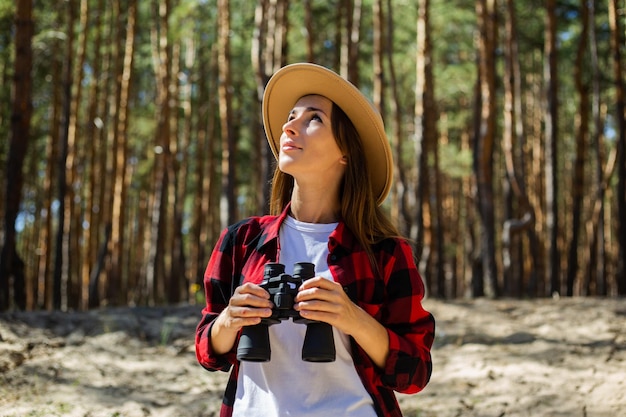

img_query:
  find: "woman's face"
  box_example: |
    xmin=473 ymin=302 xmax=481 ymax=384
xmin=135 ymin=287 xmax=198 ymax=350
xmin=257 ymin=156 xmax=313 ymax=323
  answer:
xmin=278 ymin=94 xmax=346 ymax=183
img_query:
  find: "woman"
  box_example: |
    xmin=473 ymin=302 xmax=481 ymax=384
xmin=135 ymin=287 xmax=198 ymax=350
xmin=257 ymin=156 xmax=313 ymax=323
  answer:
xmin=196 ymin=63 xmax=435 ymax=417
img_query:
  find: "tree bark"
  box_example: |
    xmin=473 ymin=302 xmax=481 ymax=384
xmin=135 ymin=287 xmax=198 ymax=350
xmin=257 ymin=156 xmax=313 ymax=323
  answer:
xmin=372 ymin=0 xmax=384 ymax=114
xmin=0 ymin=0 xmax=33 ymax=311
xmin=53 ymin=0 xmax=77 ymax=310
xmin=340 ymin=0 xmax=361 ymax=85
xmin=565 ymin=0 xmax=589 ymax=296
xmin=218 ymin=0 xmax=236 ymax=229
xmin=252 ymin=0 xmax=268 ymax=213
xmin=415 ymin=0 xmax=443 ymax=297
xmin=110 ymin=0 xmax=136 ymax=304
xmin=62 ymin=0 xmax=90 ymax=310
xmin=146 ymin=0 xmax=173 ymax=305
xmin=609 ymin=0 xmax=626 ymax=294
xmin=412 ymin=0 xmax=430 ymax=269
xmin=167 ymin=41 xmax=184 ymax=303
xmin=190 ymin=41 xmax=217 ymax=298
xmin=473 ymin=0 xmax=498 ymax=298
xmin=385 ymin=0 xmax=409 ymax=235
xmin=89 ymin=0 xmax=113 ymax=308
xmin=544 ymin=0 xmax=560 ymax=296
xmin=81 ymin=0 xmax=105 ymax=309
xmin=501 ymin=0 xmax=540 ymax=297
xmin=585 ymin=0 xmax=605 ymax=295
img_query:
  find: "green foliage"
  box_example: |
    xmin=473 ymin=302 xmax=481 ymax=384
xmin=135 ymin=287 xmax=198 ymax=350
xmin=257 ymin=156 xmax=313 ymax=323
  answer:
xmin=431 ymin=0 xmax=476 ymax=142
xmin=0 ymin=0 xmax=14 ymax=53
xmin=439 ymin=142 xmax=473 ymax=179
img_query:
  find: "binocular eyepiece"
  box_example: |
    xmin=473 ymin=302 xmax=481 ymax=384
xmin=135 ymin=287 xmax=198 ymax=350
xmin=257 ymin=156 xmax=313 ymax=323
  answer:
xmin=236 ymin=262 xmax=336 ymax=363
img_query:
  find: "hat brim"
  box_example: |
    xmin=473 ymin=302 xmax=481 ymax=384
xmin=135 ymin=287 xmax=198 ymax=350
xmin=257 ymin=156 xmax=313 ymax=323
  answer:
xmin=262 ymin=63 xmax=393 ymax=206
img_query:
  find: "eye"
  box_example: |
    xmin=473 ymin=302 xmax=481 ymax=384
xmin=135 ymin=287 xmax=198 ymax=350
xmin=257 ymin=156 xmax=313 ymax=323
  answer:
xmin=310 ymin=113 xmax=322 ymax=122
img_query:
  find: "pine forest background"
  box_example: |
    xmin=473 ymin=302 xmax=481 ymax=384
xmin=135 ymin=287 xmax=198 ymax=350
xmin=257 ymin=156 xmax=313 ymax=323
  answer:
xmin=1 ymin=0 xmax=625 ymax=312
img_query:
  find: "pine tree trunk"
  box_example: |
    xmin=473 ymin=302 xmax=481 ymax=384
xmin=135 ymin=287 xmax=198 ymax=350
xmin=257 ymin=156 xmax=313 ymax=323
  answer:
xmin=146 ymin=0 xmax=173 ymax=305
xmin=218 ymin=0 xmax=236 ymax=229
xmin=384 ymin=0 xmax=409 ymax=236
xmin=473 ymin=0 xmax=498 ymax=298
xmin=566 ymin=0 xmax=589 ymax=296
xmin=0 ymin=0 xmax=33 ymax=311
xmin=609 ymin=0 xmax=626 ymax=294
xmin=110 ymin=0 xmax=136 ymax=305
xmin=412 ymin=0 xmax=429 ymax=270
xmin=81 ymin=0 xmax=105 ymax=309
xmin=544 ymin=0 xmax=560 ymax=296
xmin=53 ymin=0 xmax=77 ymax=310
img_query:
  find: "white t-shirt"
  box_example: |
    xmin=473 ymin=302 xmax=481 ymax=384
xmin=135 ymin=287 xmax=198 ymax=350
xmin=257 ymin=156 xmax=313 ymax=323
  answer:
xmin=232 ymin=216 xmax=376 ymax=417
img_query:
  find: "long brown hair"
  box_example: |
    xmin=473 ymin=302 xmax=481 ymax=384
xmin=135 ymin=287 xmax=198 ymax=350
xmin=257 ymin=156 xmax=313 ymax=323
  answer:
xmin=269 ymin=100 xmax=400 ymax=260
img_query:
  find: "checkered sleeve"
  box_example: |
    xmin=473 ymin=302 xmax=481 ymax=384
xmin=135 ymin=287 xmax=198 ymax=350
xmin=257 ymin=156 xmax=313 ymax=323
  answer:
xmin=195 ymin=225 xmax=239 ymax=372
xmin=364 ymin=238 xmax=435 ymax=394
xmin=382 ymin=238 xmax=434 ymax=392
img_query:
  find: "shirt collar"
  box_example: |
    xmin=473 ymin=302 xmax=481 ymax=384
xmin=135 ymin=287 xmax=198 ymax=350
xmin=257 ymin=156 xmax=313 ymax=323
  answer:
xmin=256 ymin=202 xmax=358 ymax=253
xmin=255 ymin=203 xmax=292 ymax=253
xmin=329 ymin=221 xmax=355 ymax=250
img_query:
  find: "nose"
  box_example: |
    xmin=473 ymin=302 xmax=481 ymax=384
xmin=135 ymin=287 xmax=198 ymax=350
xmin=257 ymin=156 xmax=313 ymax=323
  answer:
xmin=282 ymin=116 xmax=299 ymax=136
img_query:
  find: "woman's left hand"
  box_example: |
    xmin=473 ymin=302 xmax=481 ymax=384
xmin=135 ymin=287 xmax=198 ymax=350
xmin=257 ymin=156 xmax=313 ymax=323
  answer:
xmin=294 ymin=277 xmax=390 ymax=368
xmin=294 ymin=277 xmax=360 ymax=335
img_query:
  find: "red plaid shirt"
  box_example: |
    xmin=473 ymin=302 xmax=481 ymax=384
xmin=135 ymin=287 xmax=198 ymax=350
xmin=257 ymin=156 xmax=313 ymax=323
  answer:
xmin=195 ymin=206 xmax=435 ymax=417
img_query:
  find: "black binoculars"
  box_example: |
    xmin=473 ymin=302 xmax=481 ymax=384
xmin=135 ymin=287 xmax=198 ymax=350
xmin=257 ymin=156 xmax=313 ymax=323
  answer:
xmin=236 ymin=262 xmax=336 ymax=363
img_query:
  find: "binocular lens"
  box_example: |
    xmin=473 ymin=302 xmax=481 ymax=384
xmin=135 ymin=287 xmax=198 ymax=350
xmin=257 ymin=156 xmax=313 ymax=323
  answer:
xmin=302 ymin=322 xmax=336 ymax=362
xmin=237 ymin=324 xmax=271 ymax=362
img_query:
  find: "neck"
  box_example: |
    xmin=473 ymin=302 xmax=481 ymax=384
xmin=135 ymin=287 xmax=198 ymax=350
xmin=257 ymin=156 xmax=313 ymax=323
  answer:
xmin=289 ymin=182 xmax=341 ymax=224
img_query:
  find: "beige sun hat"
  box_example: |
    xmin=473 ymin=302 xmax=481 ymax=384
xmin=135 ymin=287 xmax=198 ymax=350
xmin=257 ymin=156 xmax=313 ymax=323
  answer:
xmin=262 ymin=62 xmax=393 ymax=206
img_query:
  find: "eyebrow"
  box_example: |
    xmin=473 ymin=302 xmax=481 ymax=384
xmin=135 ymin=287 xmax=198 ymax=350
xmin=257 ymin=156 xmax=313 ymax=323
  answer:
xmin=289 ymin=106 xmax=328 ymax=117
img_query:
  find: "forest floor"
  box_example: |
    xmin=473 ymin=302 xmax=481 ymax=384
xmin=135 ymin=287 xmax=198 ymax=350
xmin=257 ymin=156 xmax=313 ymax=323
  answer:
xmin=1 ymin=297 xmax=625 ymax=417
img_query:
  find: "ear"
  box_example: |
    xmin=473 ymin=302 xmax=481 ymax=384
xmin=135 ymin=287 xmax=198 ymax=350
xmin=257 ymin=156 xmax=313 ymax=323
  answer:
xmin=340 ymin=155 xmax=348 ymax=165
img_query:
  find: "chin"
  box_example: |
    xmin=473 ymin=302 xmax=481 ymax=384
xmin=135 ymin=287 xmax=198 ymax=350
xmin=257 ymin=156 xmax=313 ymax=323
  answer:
xmin=278 ymin=159 xmax=296 ymax=174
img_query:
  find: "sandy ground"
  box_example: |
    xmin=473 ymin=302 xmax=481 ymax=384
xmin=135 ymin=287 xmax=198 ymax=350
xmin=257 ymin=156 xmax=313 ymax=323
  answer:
xmin=1 ymin=297 xmax=625 ymax=417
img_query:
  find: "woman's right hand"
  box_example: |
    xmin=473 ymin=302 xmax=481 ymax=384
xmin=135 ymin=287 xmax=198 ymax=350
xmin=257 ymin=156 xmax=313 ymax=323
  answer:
xmin=210 ymin=283 xmax=273 ymax=354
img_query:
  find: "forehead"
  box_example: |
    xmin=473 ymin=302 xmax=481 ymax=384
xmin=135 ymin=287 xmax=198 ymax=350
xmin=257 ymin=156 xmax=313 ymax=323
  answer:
xmin=292 ymin=94 xmax=333 ymax=112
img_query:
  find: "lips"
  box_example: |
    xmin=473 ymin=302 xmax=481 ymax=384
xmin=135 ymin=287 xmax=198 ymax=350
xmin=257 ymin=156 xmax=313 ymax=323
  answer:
xmin=281 ymin=139 xmax=301 ymax=151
